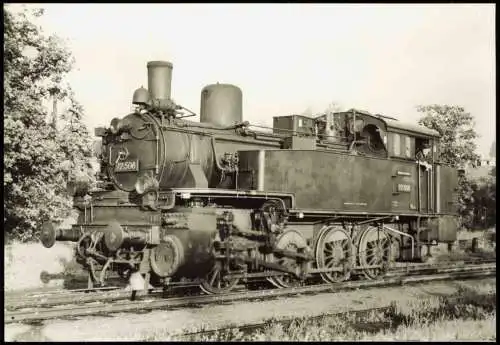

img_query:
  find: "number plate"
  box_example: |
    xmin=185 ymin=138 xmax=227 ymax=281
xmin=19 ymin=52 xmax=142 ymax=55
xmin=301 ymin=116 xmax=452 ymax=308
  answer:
xmin=115 ymin=160 xmax=138 ymax=172
xmin=397 ymin=183 xmax=412 ymax=193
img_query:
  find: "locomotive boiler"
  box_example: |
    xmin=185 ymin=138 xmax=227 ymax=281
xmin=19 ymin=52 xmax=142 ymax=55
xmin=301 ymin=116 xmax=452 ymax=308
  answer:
xmin=41 ymin=60 xmax=460 ymax=294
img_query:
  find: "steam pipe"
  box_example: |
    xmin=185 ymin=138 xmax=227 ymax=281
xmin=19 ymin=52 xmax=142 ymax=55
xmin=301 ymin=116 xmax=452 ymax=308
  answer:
xmin=417 ymin=162 xmax=421 ymax=212
xmin=427 ymin=169 xmax=431 ymax=213
xmin=435 ymin=165 xmax=441 ymax=213
xmin=174 ymin=119 xmax=249 ymax=130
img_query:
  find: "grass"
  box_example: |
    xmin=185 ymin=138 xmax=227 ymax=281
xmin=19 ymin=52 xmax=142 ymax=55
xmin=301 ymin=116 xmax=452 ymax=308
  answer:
xmin=146 ymin=282 xmax=496 ymax=341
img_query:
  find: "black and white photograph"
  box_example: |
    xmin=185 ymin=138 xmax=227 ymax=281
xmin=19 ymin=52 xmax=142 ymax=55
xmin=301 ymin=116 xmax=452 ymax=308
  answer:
xmin=4 ymin=3 xmax=496 ymax=341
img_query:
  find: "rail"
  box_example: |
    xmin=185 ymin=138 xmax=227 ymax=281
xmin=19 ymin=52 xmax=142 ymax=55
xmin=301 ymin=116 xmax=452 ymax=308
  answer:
xmin=4 ymin=262 xmax=495 ymax=324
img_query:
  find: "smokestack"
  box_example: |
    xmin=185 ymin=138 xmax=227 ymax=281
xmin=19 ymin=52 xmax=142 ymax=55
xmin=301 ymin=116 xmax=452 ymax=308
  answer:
xmin=147 ymin=61 xmax=173 ymax=101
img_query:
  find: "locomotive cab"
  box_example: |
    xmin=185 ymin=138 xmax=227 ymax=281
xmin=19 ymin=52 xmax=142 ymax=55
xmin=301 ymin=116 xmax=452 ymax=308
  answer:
xmin=314 ymin=109 xmax=389 ymax=157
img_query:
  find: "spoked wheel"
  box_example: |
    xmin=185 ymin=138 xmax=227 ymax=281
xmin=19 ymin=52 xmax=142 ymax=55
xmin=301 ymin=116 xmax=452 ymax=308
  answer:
xmin=357 ymin=226 xmax=393 ymax=280
xmin=200 ymin=261 xmax=240 ymax=295
xmin=315 ymin=227 xmax=354 ymax=283
xmin=267 ymin=243 xmax=303 ymax=288
xmin=266 ymin=230 xmax=308 ymax=288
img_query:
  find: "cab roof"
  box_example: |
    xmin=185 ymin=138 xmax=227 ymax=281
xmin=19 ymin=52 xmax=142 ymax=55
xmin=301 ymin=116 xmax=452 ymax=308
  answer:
xmin=346 ymin=108 xmax=440 ymax=139
xmin=381 ymin=117 xmax=440 ymax=138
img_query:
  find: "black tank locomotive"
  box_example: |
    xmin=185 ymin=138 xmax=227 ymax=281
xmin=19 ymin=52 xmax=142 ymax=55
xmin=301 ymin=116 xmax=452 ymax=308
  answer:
xmin=41 ymin=60 xmax=460 ymax=293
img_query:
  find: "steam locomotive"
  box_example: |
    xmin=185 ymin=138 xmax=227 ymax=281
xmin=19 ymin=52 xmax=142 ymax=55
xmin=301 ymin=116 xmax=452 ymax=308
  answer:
xmin=41 ymin=60 xmax=459 ymax=294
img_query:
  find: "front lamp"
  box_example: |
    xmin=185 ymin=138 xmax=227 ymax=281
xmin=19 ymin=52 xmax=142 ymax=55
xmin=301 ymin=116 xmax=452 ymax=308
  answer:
xmin=110 ymin=118 xmax=121 ymax=135
xmin=110 ymin=118 xmax=131 ymax=136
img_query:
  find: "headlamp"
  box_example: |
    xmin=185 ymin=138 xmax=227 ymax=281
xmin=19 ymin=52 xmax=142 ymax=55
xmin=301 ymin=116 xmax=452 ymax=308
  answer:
xmin=110 ymin=118 xmax=121 ymax=135
xmin=110 ymin=118 xmax=131 ymax=136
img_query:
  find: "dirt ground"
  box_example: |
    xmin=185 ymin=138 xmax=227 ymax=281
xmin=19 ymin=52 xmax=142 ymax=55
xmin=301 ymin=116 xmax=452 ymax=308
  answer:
xmin=4 ymin=277 xmax=495 ymax=342
xmin=4 ymin=242 xmax=76 ymax=292
xmin=4 ymin=213 xmax=79 ymax=292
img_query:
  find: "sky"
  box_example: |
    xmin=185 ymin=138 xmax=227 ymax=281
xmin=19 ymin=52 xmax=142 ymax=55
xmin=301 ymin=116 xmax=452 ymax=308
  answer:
xmin=12 ymin=3 xmax=496 ymax=157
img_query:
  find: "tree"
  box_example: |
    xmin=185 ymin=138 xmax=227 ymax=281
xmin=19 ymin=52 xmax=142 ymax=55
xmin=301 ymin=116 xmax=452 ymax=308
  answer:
xmin=4 ymin=5 xmax=95 ymax=242
xmin=489 ymin=140 xmax=496 ymax=159
xmin=416 ymin=105 xmax=483 ymax=229
xmin=301 ymin=106 xmax=313 ymax=117
xmin=416 ymin=105 xmax=481 ymax=168
xmin=471 ymin=172 xmax=496 ymax=229
xmin=416 ymin=105 xmax=480 ymax=168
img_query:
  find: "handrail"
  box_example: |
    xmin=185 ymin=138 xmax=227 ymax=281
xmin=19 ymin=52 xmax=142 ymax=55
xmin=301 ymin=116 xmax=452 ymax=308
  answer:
xmin=382 ymin=225 xmax=415 ymax=259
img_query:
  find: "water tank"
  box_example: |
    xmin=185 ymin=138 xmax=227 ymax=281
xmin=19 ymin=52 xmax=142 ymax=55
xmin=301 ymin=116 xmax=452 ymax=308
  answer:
xmin=147 ymin=61 xmax=173 ymax=101
xmin=200 ymin=83 xmax=242 ymax=127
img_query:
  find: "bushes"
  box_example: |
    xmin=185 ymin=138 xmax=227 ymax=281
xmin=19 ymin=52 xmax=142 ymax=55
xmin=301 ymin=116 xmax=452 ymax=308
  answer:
xmin=416 ymin=105 xmax=495 ymax=231
xmin=4 ymin=6 xmax=95 ymax=243
xmin=459 ymin=168 xmax=496 ymax=230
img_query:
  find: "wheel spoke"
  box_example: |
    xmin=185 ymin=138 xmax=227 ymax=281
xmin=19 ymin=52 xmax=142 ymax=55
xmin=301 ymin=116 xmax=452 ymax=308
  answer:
xmin=316 ymin=228 xmax=353 ymax=284
xmin=358 ymin=228 xmax=392 ymax=280
xmin=201 ymin=264 xmax=239 ymax=295
xmin=209 ymin=268 xmax=219 ymax=286
xmin=324 ymin=243 xmax=334 ymax=254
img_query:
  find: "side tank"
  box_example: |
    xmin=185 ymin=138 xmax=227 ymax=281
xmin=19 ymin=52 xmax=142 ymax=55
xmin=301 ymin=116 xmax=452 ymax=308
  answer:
xmin=200 ymin=83 xmax=243 ymax=127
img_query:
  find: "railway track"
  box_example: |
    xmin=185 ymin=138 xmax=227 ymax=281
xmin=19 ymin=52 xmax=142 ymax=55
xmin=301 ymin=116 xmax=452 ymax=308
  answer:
xmin=4 ymin=258 xmax=494 ymax=308
xmin=4 ymin=261 xmax=495 ymax=324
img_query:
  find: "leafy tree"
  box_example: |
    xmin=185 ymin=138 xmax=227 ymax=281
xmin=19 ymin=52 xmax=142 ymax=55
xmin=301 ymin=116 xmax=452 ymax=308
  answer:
xmin=416 ymin=105 xmax=480 ymax=168
xmin=4 ymin=5 xmax=95 ymax=242
xmin=301 ymin=106 xmax=313 ymax=117
xmin=471 ymin=171 xmax=496 ymax=229
xmin=456 ymin=175 xmax=476 ymax=228
xmin=416 ymin=105 xmax=484 ymax=229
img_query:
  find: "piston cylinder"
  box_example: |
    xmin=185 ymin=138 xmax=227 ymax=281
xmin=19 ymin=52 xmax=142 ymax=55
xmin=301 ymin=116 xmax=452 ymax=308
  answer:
xmin=200 ymin=83 xmax=243 ymax=127
xmin=40 ymin=222 xmax=81 ymax=248
xmin=147 ymin=61 xmax=173 ymax=101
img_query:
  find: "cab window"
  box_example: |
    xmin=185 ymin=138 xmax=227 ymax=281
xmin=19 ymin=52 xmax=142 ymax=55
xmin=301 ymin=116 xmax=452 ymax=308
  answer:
xmin=393 ymin=133 xmax=401 ymax=156
xmin=390 ymin=133 xmax=415 ymax=159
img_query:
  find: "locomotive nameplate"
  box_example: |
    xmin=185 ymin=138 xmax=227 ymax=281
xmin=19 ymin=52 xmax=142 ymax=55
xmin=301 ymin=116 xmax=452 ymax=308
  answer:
xmin=115 ymin=160 xmax=139 ymax=172
xmin=396 ymin=183 xmax=412 ymax=193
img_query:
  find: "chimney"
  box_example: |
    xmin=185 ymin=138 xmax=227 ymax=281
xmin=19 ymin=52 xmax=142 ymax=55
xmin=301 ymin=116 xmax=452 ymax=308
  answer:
xmin=147 ymin=61 xmax=173 ymax=101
